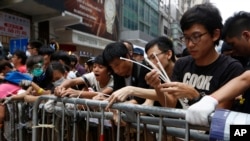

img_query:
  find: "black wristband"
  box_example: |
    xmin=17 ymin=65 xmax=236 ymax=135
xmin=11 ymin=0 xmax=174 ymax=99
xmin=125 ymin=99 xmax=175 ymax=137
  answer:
xmin=193 ymin=92 xmax=206 ymax=102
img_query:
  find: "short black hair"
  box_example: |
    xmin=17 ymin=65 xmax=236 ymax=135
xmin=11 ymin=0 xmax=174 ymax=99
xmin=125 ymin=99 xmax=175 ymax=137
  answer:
xmin=180 ymin=3 xmax=223 ymax=45
xmin=103 ymin=42 xmax=129 ymax=64
xmin=94 ymin=54 xmax=106 ymax=66
xmin=69 ymin=54 xmax=78 ymax=65
xmin=222 ymin=11 xmax=250 ymax=39
xmin=50 ymin=50 xmax=71 ymax=67
xmin=39 ymin=45 xmax=55 ymax=56
xmin=145 ymin=36 xmax=176 ymax=62
xmin=50 ymin=61 xmax=66 ymax=74
xmin=13 ymin=50 xmax=27 ymax=65
xmin=28 ymin=40 xmax=43 ymax=49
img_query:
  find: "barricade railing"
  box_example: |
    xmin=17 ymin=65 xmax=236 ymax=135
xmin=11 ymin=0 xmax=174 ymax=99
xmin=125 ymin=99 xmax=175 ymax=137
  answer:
xmin=32 ymin=95 xmax=210 ymax=141
xmin=3 ymin=95 xmax=249 ymax=141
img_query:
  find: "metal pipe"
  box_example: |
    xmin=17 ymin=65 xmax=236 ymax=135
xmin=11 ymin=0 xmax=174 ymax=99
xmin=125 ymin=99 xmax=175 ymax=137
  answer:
xmin=136 ymin=112 xmax=140 ymax=141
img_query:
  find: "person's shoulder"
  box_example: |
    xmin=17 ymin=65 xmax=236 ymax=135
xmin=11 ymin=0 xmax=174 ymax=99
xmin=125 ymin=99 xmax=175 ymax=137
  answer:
xmin=83 ymin=72 xmax=95 ymax=78
xmin=76 ymin=63 xmax=85 ymax=69
xmin=217 ymin=55 xmax=245 ymax=75
xmin=218 ymin=54 xmax=243 ymax=66
xmin=218 ymin=54 xmax=236 ymax=61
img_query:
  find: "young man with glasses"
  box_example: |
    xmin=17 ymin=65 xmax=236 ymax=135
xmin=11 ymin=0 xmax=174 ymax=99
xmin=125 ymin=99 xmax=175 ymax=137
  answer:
xmin=186 ymin=11 xmax=250 ymax=126
xmin=26 ymin=40 xmax=43 ymax=56
xmin=145 ymin=3 xmax=244 ymax=111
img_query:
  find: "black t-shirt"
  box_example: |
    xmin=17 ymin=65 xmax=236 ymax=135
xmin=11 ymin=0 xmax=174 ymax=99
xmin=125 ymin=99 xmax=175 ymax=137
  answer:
xmin=172 ymin=54 xmax=244 ymax=107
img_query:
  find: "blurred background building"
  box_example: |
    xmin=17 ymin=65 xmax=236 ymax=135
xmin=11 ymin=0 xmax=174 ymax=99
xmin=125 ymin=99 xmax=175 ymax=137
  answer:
xmin=0 ymin=0 xmax=209 ymax=62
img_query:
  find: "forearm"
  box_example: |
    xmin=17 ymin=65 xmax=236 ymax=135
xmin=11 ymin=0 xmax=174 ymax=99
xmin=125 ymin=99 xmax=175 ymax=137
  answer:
xmin=60 ymin=77 xmax=83 ymax=89
xmin=142 ymin=99 xmax=154 ymax=106
xmin=155 ymin=88 xmax=177 ymax=107
xmin=31 ymin=82 xmax=51 ymax=95
xmin=60 ymin=79 xmax=77 ymax=88
xmin=211 ymin=71 xmax=250 ymax=103
xmin=127 ymin=86 xmax=158 ymax=100
xmin=80 ymin=91 xmax=98 ymax=99
xmin=127 ymin=86 xmax=176 ymax=107
xmin=101 ymin=87 xmax=113 ymax=95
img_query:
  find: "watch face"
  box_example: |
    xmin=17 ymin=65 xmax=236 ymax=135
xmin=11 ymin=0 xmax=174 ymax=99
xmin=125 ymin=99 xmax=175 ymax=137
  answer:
xmin=104 ymin=0 xmax=116 ymax=17
xmin=104 ymin=0 xmax=116 ymax=34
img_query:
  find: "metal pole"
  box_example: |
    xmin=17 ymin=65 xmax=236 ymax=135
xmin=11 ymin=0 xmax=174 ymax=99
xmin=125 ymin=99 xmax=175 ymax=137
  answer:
xmin=136 ymin=112 xmax=140 ymax=141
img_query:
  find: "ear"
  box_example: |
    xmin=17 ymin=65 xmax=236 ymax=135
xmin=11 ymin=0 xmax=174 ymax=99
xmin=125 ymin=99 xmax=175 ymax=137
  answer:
xmin=166 ymin=50 xmax=173 ymax=60
xmin=242 ymin=31 xmax=250 ymax=41
xmin=212 ymin=29 xmax=220 ymax=42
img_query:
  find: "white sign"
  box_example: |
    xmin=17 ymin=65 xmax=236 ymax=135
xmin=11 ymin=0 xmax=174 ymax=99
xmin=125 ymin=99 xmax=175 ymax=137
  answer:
xmin=0 ymin=12 xmax=30 ymax=38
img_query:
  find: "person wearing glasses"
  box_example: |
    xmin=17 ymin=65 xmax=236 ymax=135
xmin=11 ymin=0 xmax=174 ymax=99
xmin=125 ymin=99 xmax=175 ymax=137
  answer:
xmin=186 ymin=11 xmax=250 ymax=126
xmin=26 ymin=40 xmax=43 ymax=56
xmin=145 ymin=3 xmax=244 ymax=111
xmin=106 ymin=36 xmax=177 ymax=108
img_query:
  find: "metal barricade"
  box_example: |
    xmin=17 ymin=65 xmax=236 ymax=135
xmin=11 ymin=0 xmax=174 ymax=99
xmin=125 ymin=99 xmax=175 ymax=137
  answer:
xmin=2 ymin=95 xmax=249 ymax=141
xmin=32 ymin=95 xmax=210 ymax=141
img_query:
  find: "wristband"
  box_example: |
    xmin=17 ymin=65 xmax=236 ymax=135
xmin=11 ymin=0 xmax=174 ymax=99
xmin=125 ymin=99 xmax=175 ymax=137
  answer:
xmin=193 ymin=92 xmax=206 ymax=102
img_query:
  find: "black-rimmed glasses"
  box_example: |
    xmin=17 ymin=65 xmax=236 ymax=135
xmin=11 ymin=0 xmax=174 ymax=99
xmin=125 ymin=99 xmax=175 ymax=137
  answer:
xmin=147 ymin=52 xmax=165 ymax=60
xmin=180 ymin=32 xmax=207 ymax=44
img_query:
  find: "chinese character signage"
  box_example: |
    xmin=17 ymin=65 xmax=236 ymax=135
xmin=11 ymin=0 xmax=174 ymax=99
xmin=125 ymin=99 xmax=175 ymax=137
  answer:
xmin=0 ymin=12 xmax=30 ymax=38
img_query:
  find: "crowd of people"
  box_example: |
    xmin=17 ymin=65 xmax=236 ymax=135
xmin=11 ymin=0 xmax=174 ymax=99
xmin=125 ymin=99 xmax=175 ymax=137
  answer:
xmin=0 ymin=2 xmax=250 ymax=140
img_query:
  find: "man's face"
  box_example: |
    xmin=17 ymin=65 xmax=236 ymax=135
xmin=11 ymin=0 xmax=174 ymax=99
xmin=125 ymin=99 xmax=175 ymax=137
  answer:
xmin=146 ymin=45 xmax=170 ymax=69
xmin=27 ymin=45 xmax=37 ymax=56
xmin=11 ymin=55 xmax=20 ymax=65
xmin=182 ymin=24 xmax=218 ymax=61
xmin=109 ymin=57 xmax=132 ymax=77
xmin=225 ymin=32 xmax=250 ymax=56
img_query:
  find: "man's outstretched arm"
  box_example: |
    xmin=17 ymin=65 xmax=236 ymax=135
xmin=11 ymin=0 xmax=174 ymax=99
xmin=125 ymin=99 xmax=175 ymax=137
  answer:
xmin=186 ymin=70 xmax=250 ymax=126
